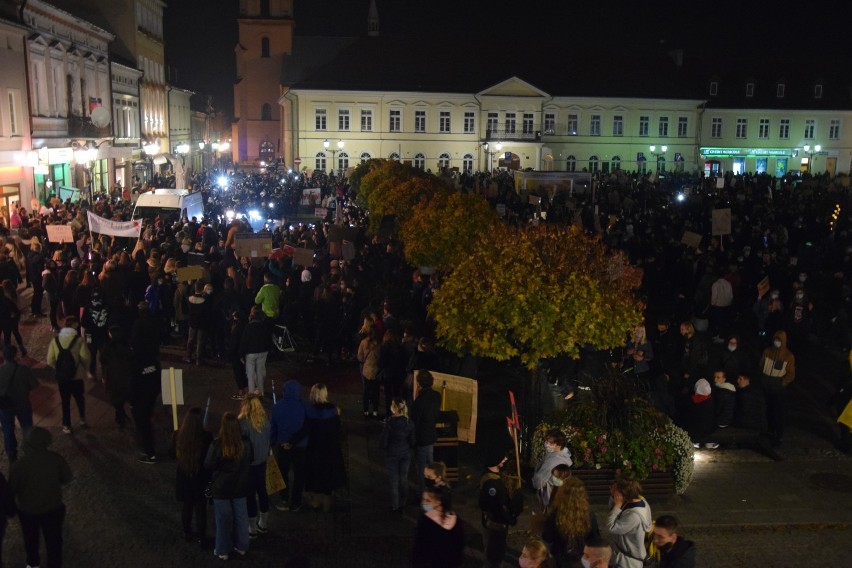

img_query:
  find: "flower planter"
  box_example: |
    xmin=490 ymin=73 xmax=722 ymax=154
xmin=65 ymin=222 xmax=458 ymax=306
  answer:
xmin=571 ymin=468 xmax=675 ymax=503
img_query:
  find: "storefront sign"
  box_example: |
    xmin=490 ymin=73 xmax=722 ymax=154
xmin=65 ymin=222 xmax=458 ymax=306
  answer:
xmin=47 ymin=148 xmax=73 ymax=164
xmin=700 ymin=147 xmax=794 ymax=158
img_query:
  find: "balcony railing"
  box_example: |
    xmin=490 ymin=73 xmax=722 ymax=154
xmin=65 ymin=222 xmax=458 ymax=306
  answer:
xmin=485 ymin=128 xmax=541 ymax=142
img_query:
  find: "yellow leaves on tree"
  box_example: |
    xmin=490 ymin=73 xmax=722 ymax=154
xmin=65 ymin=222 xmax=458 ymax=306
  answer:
xmin=429 ymin=224 xmax=644 ymax=369
xmin=401 ymin=192 xmax=498 ymax=272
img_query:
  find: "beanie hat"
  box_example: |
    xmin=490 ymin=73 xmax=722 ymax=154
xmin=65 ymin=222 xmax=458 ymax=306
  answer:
xmin=695 ymin=378 xmax=712 ymax=396
xmin=484 ymin=447 xmax=507 ymax=469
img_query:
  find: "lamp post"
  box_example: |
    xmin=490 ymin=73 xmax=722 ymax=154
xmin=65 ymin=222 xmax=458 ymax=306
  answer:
xmin=72 ymin=142 xmax=98 ymax=203
xmin=483 ymin=141 xmax=503 ymax=171
xmin=143 ymin=141 xmax=160 ymax=185
xmin=649 ymin=144 xmax=668 ymax=174
xmin=323 ymin=139 xmax=344 ymax=175
xmin=803 ymin=144 xmax=821 ymax=173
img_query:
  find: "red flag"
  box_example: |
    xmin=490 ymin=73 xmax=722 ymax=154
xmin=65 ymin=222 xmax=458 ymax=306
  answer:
xmin=508 ymin=390 xmax=520 ymax=430
xmin=506 ymin=416 xmax=515 ymax=438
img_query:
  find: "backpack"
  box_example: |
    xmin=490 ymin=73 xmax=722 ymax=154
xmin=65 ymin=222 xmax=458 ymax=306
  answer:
xmin=54 ymin=336 xmax=79 ymax=382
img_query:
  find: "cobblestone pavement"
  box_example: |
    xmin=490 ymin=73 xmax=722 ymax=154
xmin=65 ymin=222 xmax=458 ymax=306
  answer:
xmin=2 ymin=290 xmax=852 ymax=566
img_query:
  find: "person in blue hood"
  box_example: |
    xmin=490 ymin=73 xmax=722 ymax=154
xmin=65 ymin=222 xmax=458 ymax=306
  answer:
xmin=270 ymin=379 xmax=308 ymax=511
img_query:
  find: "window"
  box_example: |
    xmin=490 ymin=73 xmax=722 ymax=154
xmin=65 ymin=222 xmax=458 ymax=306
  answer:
xmin=736 ymin=118 xmax=747 ymax=138
xmin=315 ymin=109 xmax=327 ymax=130
xmin=639 ymin=116 xmax=649 ymax=137
xmin=612 ymin=115 xmax=624 ymax=137
xmin=463 ymin=154 xmax=473 ymax=172
xmin=589 ymin=155 xmax=599 ymax=173
xmin=804 ymin=119 xmax=815 ymax=139
xmin=656 ymin=156 xmax=666 ymax=173
xmin=487 ymin=112 xmax=498 ymax=134
xmin=338 ymin=109 xmax=350 ymax=130
xmin=505 ymin=112 xmax=516 ymax=134
xmin=678 ymin=116 xmax=688 ymax=137
xmin=779 ymin=119 xmax=790 ymax=139
xmin=389 ymin=109 xmax=401 ymax=132
xmin=7 ymin=90 xmax=20 ymax=136
xmin=337 ymin=152 xmax=349 ymax=172
xmin=746 ymin=83 xmax=754 ymax=97
xmin=523 ymin=113 xmax=534 ymax=134
xmin=830 ymin=119 xmax=841 ymax=140
xmin=464 ymin=112 xmax=475 ymax=133
xmin=361 ymin=109 xmax=373 ymax=132
xmin=814 ymin=84 xmax=823 ymax=99
xmin=709 ymin=81 xmax=718 ymax=96
xmin=566 ymin=155 xmax=576 ymax=172
xmin=756 ymin=118 xmax=769 ymax=139
xmin=439 ymin=111 xmax=451 ymax=133
xmin=261 ymin=103 xmax=272 ymax=121
xmin=589 ymin=114 xmax=601 ymax=136
xmin=777 ymin=83 xmax=785 ymax=98
xmin=261 ymin=37 xmax=270 ymax=58
xmin=415 ymin=110 xmax=426 ymax=132
xmin=388 ymin=152 xmax=400 ymax=161
xmin=360 ymin=152 xmax=371 ymax=164
xmin=711 ymin=117 xmax=722 ymax=138
xmin=438 ymin=152 xmax=451 ymax=169
xmin=259 ymin=140 xmax=275 ymax=162
xmin=414 ymin=153 xmax=425 ymax=169
xmin=315 ymin=152 xmax=327 ymax=171
xmin=658 ymin=117 xmax=669 ymax=137
xmin=567 ymin=113 xmax=578 ymax=135
xmin=611 ymin=155 xmax=621 ymax=170
xmin=544 ymin=113 xmax=555 ymax=134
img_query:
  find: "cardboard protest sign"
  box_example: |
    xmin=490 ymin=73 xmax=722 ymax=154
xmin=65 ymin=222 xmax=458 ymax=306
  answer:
xmin=235 ymin=233 xmax=273 ymax=259
xmin=293 ymin=248 xmax=314 ymax=267
xmin=314 ymin=208 xmax=328 ymax=218
xmin=342 ymin=240 xmax=355 ymax=261
xmin=712 ymin=208 xmax=732 ymax=236
xmin=176 ymin=265 xmax=205 ymax=282
xmin=716 ymin=177 xmax=725 ymax=189
xmin=430 ymin=371 xmax=478 ymax=444
xmin=757 ymin=276 xmax=770 ymax=299
xmin=46 ymin=224 xmax=74 ymax=244
xmin=681 ymin=231 xmax=702 ymax=248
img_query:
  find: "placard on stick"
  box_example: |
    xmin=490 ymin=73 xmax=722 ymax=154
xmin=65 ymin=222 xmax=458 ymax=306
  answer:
xmin=293 ymin=247 xmax=314 ymax=267
xmin=176 ymin=265 xmax=205 ymax=282
xmin=46 ymin=224 xmax=74 ymax=243
xmin=712 ymin=208 xmax=732 ymax=236
xmin=681 ymin=231 xmax=703 ymax=248
xmin=235 ymin=233 xmax=273 ymax=259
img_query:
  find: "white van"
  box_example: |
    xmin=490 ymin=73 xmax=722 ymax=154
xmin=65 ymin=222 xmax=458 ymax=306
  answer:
xmin=131 ymin=189 xmax=204 ymax=224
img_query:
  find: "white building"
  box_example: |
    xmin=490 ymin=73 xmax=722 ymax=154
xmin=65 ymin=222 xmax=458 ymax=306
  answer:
xmin=110 ymin=58 xmax=142 ymax=188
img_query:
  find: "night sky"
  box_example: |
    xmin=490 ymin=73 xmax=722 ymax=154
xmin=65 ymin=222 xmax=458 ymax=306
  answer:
xmin=163 ymin=0 xmax=845 ymax=119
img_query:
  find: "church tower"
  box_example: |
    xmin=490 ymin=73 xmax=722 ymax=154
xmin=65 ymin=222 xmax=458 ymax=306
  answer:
xmin=232 ymin=0 xmax=294 ymax=164
xmin=367 ymin=0 xmax=379 ymax=37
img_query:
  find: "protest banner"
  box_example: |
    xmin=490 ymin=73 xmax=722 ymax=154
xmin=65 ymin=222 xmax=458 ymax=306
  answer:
xmin=87 ymin=211 xmax=142 ymax=238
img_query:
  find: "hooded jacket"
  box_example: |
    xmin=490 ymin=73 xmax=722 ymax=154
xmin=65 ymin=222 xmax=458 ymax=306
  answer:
xmin=607 ymin=498 xmax=653 ymax=568
xmin=532 ymin=447 xmax=573 ymax=508
xmin=713 ymin=381 xmax=736 ymax=427
xmin=759 ymin=331 xmax=796 ymax=386
xmin=9 ymin=427 xmax=73 ymax=515
xmin=270 ymin=379 xmax=308 ymax=448
xmin=46 ymin=327 xmax=91 ymax=381
xmin=379 ymin=414 xmax=416 ymax=457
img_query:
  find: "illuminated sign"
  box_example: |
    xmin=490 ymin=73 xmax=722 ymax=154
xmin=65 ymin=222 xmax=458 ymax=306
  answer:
xmin=47 ymin=148 xmax=73 ymax=164
xmin=700 ymin=147 xmax=794 ymax=157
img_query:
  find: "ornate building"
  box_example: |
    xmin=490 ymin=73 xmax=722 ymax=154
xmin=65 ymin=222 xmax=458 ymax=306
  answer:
xmin=0 ymin=11 xmax=31 ymax=214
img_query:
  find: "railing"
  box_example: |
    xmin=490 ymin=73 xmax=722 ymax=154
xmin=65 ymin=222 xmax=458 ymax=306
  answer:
xmin=485 ymin=128 xmax=541 ymax=141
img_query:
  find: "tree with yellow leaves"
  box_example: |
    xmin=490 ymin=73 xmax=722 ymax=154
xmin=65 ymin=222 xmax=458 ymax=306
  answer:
xmin=429 ymin=223 xmax=643 ymax=369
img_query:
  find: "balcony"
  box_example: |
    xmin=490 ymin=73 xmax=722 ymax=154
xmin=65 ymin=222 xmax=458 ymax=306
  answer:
xmin=485 ymin=128 xmax=541 ymax=142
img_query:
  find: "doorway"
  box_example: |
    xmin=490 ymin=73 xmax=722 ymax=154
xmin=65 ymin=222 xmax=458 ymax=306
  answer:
xmin=0 ymin=185 xmax=21 ymax=226
xmin=825 ymin=157 xmax=837 ymax=177
xmin=732 ymin=157 xmax=745 ymax=175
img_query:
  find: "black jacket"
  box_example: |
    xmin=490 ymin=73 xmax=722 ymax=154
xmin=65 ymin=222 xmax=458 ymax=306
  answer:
xmin=239 ymin=319 xmax=272 ymax=356
xmin=379 ymin=415 xmax=415 ymax=457
xmin=659 ymin=537 xmax=696 ymax=568
xmin=713 ymin=384 xmax=736 ymax=428
xmin=203 ymin=437 xmax=253 ymax=500
xmin=735 ymin=385 xmax=768 ymax=432
xmin=410 ymin=388 xmax=441 ymax=447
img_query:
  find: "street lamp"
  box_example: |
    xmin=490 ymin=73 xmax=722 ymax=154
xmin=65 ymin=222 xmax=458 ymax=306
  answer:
xmin=72 ymin=141 xmax=99 ymax=203
xmin=803 ymin=144 xmax=821 ymax=173
xmin=483 ymin=141 xmax=503 ymax=171
xmin=649 ymin=145 xmax=668 ymax=173
xmin=323 ymin=139 xmax=344 ymax=175
xmin=143 ymin=141 xmax=159 ymax=185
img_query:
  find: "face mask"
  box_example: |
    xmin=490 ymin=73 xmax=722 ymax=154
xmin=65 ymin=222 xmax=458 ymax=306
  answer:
xmin=799 ymin=275 xmax=807 ymax=282
xmin=544 ymin=443 xmax=556 ymax=453
xmin=795 ymin=293 xmax=804 ymax=301
xmin=550 ymin=475 xmax=564 ymax=487
xmin=181 ymin=244 xmax=190 ymax=253
xmin=727 ymin=343 xmax=736 ymax=352
xmin=421 ymin=504 xmax=433 ymax=512
xmin=773 ymin=340 xmax=782 ymax=348
xmin=157 ymin=279 xmax=164 ymax=285
xmin=581 ymin=560 xmax=592 ymax=568
xmin=770 ymin=293 xmax=779 ymax=300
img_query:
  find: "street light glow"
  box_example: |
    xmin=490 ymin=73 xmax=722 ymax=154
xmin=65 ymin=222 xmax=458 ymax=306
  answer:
xmin=217 ymin=176 xmax=228 ymax=188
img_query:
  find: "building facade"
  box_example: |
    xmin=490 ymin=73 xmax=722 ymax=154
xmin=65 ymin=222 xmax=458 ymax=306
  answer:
xmin=232 ymin=0 xmax=294 ymax=165
xmin=0 ymin=15 xmax=32 ymax=217
xmin=110 ymin=59 xmax=142 ymax=188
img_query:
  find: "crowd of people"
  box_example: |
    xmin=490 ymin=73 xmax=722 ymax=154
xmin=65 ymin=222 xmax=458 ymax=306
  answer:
xmin=0 ymin=161 xmax=849 ymax=565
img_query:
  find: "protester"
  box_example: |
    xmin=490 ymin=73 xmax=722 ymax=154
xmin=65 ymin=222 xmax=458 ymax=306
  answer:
xmin=0 ymin=345 xmax=38 ymax=462
xmin=46 ymin=315 xmax=89 ymax=434
xmin=175 ymin=407 xmax=212 ymax=547
xmin=238 ymin=394 xmax=272 ymax=537
xmin=541 ymin=477 xmax=599 ymax=568
xmin=532 ymin=428 xmax=573 ymax=511
xmin=271 ymin=379 xmax=307 ymax=512
xmin=411 ymin=484 xmax=464 ymax=568
xmin=652 ymin=515 xmax=696 ymax=568
xmin=379 ymin=397 xmax=415 ymax=512
xmin=303 ymin=383 xmax=346 ymax=512
xmin=411 ymin=370 xmax=441 ymax=495
xmin=606 ymin=476 xmax=652 ymax=568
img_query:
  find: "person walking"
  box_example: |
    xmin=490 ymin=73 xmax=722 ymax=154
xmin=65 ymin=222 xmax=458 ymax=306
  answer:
xmin=98 ymin=326 xmax=133 ymax=428
xmin=9 ymin=427 xmax=73 ymax=568
xmin=46 ymin=316 xmax=89 ymax=434
xmin=25 ymin=241 xmax=45 ymax=317
xmin=0 ymin=468 xmax=15 ymax=567
xmin=205 ymin=412 xmax=252 ymax=561
xmin=185 ymin=281 xmax=212 ymax=365
xmin=379 ymin=397 xmax=415 ymax=512
xmin=175 ymin=407 xmax=213 ymax=547
xmin=1 ymin=279 xmax=27 ymax=357
xmin=0 ymin=345 xmax=38 ymax=462
xmin=239 ymin=306 xmax=271 ymax=397
xmin=411 ymin=370 xmax=441 ymax=495
xmin=130 ymin=302 xmax=163 ymax=464
xmin=80 ymin=287 xmax=110 ymax=381
xmin=411 ymin=484 xmax=465 ymax=568
xmin=238 ymin=394 xmax=271 ymax=538
xmin=357 ymin=325 xmax=381 ymax=419
xmin=303 ymin=383 xmax=346 ymax=512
